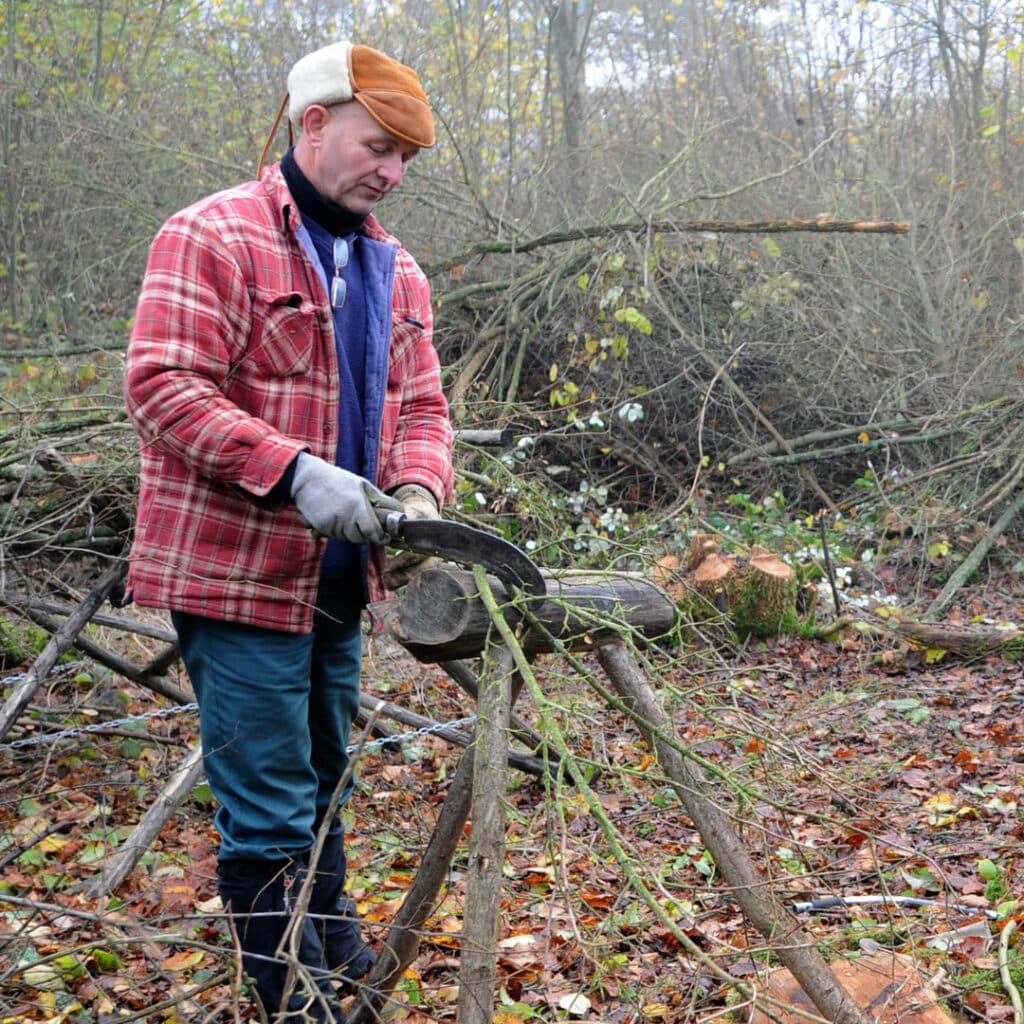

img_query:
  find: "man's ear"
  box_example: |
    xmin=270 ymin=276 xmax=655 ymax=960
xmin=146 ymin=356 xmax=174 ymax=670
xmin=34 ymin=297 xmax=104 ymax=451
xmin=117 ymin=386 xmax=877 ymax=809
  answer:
xmin=301 ymin=104 xmax=331 ymax=144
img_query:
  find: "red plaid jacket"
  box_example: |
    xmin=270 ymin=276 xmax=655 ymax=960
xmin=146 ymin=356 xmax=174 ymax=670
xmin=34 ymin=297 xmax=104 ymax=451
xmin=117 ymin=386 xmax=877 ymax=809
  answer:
xmin=124 ymin=163 xmax=453 ymax=631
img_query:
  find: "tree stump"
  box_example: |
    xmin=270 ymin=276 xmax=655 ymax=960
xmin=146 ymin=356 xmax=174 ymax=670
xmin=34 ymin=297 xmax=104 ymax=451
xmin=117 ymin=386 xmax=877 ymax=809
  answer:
xmin=748 ymin=952 xmax=955 ymax=1024
xmin=654 ymin=539 xmax=797 ymax=638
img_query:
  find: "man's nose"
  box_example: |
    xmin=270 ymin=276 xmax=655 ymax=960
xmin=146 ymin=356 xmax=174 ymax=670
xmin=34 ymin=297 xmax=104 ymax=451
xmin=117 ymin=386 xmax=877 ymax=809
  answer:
xmin=377 ymin=154 xmax=406 ymax=187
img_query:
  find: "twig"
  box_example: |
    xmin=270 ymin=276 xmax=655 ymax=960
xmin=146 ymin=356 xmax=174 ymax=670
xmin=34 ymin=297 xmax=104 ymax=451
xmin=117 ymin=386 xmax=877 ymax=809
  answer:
xmin=82 ymin=970 xmax=232 ymax=1023
xmin=683 ymin=339 xmax=746 ymax=515
xmin=819 ymin=513 xmax=842 ymax=616
xmin=999 ymin=920 xmax=1023 ymax=1024
xmin=0 ymin=820 xmax=69 ymax=870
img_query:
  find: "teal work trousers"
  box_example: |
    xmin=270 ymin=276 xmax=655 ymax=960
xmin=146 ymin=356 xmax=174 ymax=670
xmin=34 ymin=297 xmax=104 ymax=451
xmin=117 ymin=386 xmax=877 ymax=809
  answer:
xmin=172 ymin=598 xmax=362 ymax=864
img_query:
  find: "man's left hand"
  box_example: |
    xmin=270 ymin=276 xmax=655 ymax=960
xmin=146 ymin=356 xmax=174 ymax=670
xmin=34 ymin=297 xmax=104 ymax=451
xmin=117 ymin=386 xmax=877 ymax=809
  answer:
xmin=383 ymin=484 xmax=441 ymax=590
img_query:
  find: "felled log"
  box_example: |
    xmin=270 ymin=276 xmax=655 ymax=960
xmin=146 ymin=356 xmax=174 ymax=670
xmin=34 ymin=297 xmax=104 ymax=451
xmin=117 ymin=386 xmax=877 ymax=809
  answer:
xmin=370 ymin=566 xmax=677 ymax=662
xmin=655 ymin=540 xmax=797 ymax=638
xmin=813 ymin=610 xmax=1024 ymax=660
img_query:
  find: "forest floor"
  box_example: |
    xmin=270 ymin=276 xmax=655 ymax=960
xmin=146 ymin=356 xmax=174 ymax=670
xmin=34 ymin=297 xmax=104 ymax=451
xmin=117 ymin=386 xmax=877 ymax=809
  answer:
xmin=2 ymin=542 xmax=1024 ymax=1024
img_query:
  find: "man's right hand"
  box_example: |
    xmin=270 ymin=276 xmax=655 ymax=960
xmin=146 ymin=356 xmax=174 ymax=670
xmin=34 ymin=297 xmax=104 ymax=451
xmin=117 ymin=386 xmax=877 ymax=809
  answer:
xmin=290 ymin=452 xmax=390 ymax=544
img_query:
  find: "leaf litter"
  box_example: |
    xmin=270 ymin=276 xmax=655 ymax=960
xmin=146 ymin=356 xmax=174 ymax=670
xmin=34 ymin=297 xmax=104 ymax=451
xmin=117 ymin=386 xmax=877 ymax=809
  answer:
xmin=2 ymin=555 xmax=1024 ymax=1022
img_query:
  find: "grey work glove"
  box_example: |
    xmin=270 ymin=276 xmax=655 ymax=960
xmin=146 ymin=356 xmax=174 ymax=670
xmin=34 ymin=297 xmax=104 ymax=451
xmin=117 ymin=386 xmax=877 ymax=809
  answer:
xmin=290 ymin=452 xmax=400 ymax=545
xmin=383 ymin=483 xmax=442 ymax=591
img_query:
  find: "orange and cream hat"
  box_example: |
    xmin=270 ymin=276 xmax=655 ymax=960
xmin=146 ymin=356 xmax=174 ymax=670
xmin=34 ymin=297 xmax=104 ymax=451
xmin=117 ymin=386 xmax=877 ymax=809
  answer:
xmin=287 ymin=41 xmax=435 ymax=148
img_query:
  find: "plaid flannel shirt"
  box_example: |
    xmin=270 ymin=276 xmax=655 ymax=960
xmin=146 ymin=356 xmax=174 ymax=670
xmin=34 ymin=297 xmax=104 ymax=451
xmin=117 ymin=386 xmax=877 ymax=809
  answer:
xmin=124 ymin=163 xmax=453 ymax=631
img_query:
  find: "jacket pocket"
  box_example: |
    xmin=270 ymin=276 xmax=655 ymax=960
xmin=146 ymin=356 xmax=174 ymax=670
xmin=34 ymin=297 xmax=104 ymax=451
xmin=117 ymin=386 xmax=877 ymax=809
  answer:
xmin=247 ymin=292 xmax=318 ymax=378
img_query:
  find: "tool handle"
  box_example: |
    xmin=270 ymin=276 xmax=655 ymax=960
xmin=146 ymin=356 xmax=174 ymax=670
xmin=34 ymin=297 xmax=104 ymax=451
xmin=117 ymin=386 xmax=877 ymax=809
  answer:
xmin=361 ymin=482 xmax=408 ymax=540
xmin=382 ymin=509 xmax=407 ymax=538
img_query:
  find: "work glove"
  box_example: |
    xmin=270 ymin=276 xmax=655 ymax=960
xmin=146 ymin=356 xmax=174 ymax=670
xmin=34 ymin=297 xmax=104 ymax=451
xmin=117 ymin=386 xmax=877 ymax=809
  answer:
xmin=290 ymin=452 xmax=401 ymax=545
xmin=383 ymin=483 xmax=442 ymax=590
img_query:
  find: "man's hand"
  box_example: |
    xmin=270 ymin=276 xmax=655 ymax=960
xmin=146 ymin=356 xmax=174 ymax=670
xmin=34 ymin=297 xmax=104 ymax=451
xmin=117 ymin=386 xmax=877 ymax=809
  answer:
xmin=383 ymin=483 xmax=441 ymax=589
xmin=290 ymin=452 xmax=393 ymax=544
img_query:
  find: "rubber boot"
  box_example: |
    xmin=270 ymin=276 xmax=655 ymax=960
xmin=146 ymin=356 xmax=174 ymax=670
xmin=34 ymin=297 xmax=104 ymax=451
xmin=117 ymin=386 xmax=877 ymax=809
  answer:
xmin=219 ymin=857 xmax=344 ymax=1022
xmin=310 ymin=823 xmax=376 ymax=992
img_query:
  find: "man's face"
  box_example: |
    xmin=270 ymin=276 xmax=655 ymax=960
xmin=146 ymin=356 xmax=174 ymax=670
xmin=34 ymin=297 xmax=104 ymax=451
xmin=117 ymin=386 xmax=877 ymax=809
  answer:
xmin=301 ymin=101 xmax=420 ymax=215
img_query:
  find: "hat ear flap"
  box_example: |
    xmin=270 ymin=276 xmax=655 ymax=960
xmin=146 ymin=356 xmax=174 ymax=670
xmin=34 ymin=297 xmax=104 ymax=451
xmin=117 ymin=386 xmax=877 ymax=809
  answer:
xmin=287 ymin=41 xmax=355 ymax=127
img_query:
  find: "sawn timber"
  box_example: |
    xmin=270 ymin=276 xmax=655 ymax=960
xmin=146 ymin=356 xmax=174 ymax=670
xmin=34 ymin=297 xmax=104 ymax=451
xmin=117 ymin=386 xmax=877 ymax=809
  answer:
xmin=369 ymin=564 xmax=677 ymax=662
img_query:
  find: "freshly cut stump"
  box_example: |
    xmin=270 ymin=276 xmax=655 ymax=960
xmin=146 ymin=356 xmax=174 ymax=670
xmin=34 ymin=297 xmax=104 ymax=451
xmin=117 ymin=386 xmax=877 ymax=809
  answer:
xmin=748 ymin=952 xmax=955 ymax=1024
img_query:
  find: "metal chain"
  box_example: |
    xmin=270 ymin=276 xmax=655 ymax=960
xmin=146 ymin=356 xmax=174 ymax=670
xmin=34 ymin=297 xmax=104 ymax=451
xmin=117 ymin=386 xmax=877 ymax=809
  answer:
xmin=1 ymin=698 xmax=477 ymax=755
xmin=2 ymin=703 xmax=200 ymax=749
xmin=358 ymin=715 xmax=477 ymax=752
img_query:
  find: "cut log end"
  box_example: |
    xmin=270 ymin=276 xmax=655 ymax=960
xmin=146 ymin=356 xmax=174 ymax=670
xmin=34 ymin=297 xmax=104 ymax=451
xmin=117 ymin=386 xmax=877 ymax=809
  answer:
xmin=655 ymin=536 xmax=797 ymax=638
xmin=747 ymin=952 xmax=955 ymax=1024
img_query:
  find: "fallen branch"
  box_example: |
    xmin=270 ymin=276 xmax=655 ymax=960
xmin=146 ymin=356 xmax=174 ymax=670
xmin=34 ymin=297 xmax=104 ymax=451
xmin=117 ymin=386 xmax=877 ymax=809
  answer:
xmin=10 ymin=600 xmax=187 ymax=703
xmin=7 ymin=596 xmax=177 ymax=643
xmin=429 ymin=217 xmax=909 ymax=272
xmin=0 ymin=558 xmax=127 ymax=741
xmin=741 ymin=428 xmax=959 ymax=467
xmin=596 ymin=641 xmax=873 ymax=1024
xmin=724 ymin=400 xmax=1013 ymax=466
xmin=925 ymin=487 xmax=1024 ymax=621
xmin=811 ymin=611 xmax=1024 ymax=659
xmin=88 ymin=743 xmax=205 ymax=897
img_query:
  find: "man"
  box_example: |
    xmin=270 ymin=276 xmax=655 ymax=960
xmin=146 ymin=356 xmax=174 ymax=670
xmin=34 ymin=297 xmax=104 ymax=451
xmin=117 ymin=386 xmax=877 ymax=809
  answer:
xmin=124 ymin=41 xmax=453 ymax=1022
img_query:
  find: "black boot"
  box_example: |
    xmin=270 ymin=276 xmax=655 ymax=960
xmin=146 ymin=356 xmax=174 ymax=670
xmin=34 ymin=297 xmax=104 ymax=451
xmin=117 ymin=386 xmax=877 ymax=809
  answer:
xmin=219 ymin=857 xmax=344 ymax=1022
xmin=310 ymin=823 xmax=376 ymax=991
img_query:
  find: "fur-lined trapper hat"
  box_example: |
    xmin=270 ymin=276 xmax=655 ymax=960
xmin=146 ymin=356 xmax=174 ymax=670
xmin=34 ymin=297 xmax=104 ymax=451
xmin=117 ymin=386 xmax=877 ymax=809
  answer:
xmin=287 ymin=42 xmax=435 ymax=148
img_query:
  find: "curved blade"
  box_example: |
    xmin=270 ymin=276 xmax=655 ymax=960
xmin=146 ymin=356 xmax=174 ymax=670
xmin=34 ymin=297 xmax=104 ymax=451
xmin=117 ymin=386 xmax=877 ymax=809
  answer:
xmin=393 ymin=518 xmax=546 ymax=599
